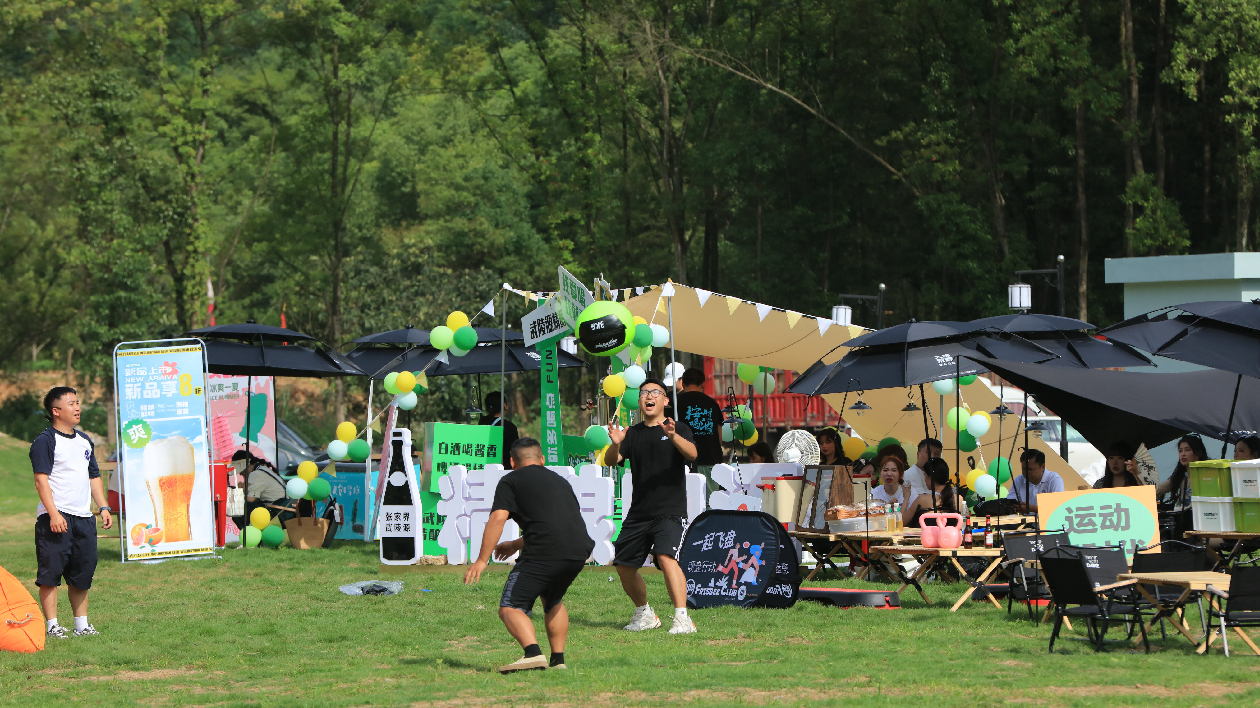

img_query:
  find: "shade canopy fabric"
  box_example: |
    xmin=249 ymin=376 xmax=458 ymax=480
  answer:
xmin=968 ymin=313 xmax=1095 ymax=333
xmin=969 ymin=358 xmax=1260 ymax=450
xmin=187 ymin=323 xmax=315 ymax=341
xmin=1101 ymin=304 xmax=1260 ymax=380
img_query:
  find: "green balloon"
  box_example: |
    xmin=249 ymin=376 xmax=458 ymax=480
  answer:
xmin=260 ymin=525 xmax=285 ymax=548
xmin=412 ymin=372 xmax=427 ymax=393
xmin=623 ymin=387 xmax=640 ymax=408
xmin=347 ymin=438 xmax=371 ymax=462
xmin=988 ymin=457 xmax=1013 ymax=484
xmin=632 ymin=323 xmax=654 ymax=348
xmin=958 ymin=430 xmax=978 ymax=452
xmin=738 ymin=419 xmax=756 ymax=439
xmin=959 ymin=374 xmax=977 ymax=385
xmin=307 ymin=477 xmax=332 ymax=501
xmin=878 ymin=437 xmax=901 ymax=452
xmin=430 ymin=325 xmax=454 ymax=350
xmin=946 ymin=407 xmax=968 ymax=430
xmin=736 ymin=363 xmax=759 ymax=384
xmin=244 ymin=526 xmax=261 ymax=548
xmin=575 ymin=301 xmax=635 ymax=356
xmin=584 ymin=425 xmax=611 ymax=448
xmin=453 ymin=326 xmax=478 ymax=351
xmin=735 ymin=404 xmax=753 ymax=420
xmin=383 ymin=372 xmax=400 ymax=395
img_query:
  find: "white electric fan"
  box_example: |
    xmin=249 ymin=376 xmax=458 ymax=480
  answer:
xmin=775 ymin=429 xmax=820 ymax=465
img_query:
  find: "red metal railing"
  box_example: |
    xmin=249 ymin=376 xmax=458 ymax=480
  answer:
xmin=702 ymin=358 xmax=838 ymax=430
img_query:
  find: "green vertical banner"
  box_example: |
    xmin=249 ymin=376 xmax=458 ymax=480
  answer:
xmin=539 ymin=336 xmax=563 ymax=466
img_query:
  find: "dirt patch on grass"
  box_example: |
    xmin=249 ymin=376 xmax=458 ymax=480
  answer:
xmin=1052 ymin=682 xmax=1257 ymax=698
xmin=997 ymin=660 xmax=1032 ymax=667
xmin=0 ymin=513 xmax=35 ymax=534
xmin=444 ymin=636 xmax=484 ymax=651
xmin=703 ymin=633 xmax=750 ymax=646
xmin=83 ymin=668 xmax=199 ymax=681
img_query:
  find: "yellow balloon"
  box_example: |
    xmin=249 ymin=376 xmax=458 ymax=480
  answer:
xmin=336 ymin=421 xmax=357 ymax=443
xmin=395 ymin=370 xmax=416 ymax=394
xmin=296 ymin=461 xmax=319 ymax=482
xmin=602 ymin=374 xmax=627 ymax=397
xmin=741 ymin=430 xmax=759 ymax=446
xmin=249 ymin=507 xmax=271 ymax=531
xmin=446 ymin=311 xmax=470 ymax=330
xmin=633 ymin=316 xmax=647 ymax=326
xmin=965 ymin=469 xmax=986 ymax=490
xmin=842 ymin=437 xmax=867 ymax=461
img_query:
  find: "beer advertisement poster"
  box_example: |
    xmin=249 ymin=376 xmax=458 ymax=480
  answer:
xmin=115 ymin=343 xmax=215 ymax=561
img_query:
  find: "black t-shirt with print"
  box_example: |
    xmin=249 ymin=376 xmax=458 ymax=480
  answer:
xmin=620 ymin=420 xmax=695 ymax=521
xmin=491 ymin=464 xmax=595 ymax=561
xmin=673 ymin=391 xmax=724 ymax=465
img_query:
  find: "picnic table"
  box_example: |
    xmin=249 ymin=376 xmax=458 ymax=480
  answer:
xmin=791 ymin=528 xmax=922 ymax=580
xmin=872 ymin=545 xmax=1006 ymax=611
xmin=1115 ymin=571 xmax=1241 ymax=653
xmin=1182 ymin=530 xmax=1260 ymax=570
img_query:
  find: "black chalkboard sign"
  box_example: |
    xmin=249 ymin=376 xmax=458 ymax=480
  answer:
xmin=680 ymin=510 xmax=799 ymax=609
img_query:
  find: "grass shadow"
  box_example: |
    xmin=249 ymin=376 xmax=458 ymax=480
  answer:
xmin=402 ymin=655 xmax=492 ymax=673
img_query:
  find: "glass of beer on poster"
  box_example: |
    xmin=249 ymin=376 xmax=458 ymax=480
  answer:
xmin=143 ymin=435 xmax=197 ymax=543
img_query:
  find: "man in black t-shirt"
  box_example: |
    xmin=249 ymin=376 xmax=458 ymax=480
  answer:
xmin=603 ymin=378 xmax=699 ymax=635
xmin=465 ymin=437 xmax=594 ymax=673
xmin=673 ymin=367 xmax=724 ymax=493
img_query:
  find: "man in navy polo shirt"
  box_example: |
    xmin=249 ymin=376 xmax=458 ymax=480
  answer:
xmin=31 ymin=386 xmax=112 ymax=639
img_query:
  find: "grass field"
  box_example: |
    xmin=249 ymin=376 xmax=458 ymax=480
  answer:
xmin=0 ymin=434 xmax=1257 ymax=707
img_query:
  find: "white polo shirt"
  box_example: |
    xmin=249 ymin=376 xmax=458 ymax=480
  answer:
xmin=30 ymin=427 xmax=100 ymax=518
xmin=1007 ymin=469 xmax=1065 ymax=507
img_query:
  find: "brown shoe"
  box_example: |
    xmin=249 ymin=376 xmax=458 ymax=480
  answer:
xmin=497 ymin=655 xmax=548 ymax=674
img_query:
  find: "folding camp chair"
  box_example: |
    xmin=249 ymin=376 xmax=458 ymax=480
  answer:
xmin=1132 ymin=541 xmax=1213 ymax=640
xmin=1001 ymin=532 xmax=1067 ymax=622
xmin=1039 ymin=546 xmax=1150 ymax=653
xmin=1204 ymin=563 xmax=1260 ymax=657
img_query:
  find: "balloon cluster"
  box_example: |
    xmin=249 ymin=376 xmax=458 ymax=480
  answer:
xmin=245 ymin=507 xmax=285 ymax=548
xmin=595 ymin=311 xmax=672 ymax=407
xmin=430 ymin=311 xmax=479 ymax=358
xmin=243 ymin=460 xmax=334 ymax=549
xmin=383 ymin=369 xmax=427 ymax=410
xmin=736 ymin=363 xmax=777 ymax=394
xmin=579 ymin=303 xmax=669 ymax=360
xmin=327 ymin=421 xmax=370 ymax=463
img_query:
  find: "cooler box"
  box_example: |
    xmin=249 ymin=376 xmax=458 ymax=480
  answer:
xmin=1234 ymin=498 xmax=1260 ymax=533
xmin=1189 ymin=460 xmax=1234 ymax=497
xmin=761 ymin=476 xmax=804 ymax=524
xmin=1192 ymin=496 xmax=1235 ymax=532
xmin=1231 ymin=459 xmax=1260 ymax=499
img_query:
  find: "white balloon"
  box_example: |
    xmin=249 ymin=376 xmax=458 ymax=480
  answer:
xmin=397 ymin=391 xmax=418 ymax=410
xmin=966 ymin=414 xmax=990 ymax=437
xmin=622 ymin=365 xmax=647 ymax=389
xmin=974 ymin=474 xmax=998 ymax=498
xmin=450 ymin=345 xmax=469 ymax=357
xmin=650 ymin=324 xmax=670 ymax=347
xmin=327 ymin=440 xmax=349 ymax=460
xmin=752 ymin=372 xmax=776 ymax=395
xmin=286 ymin=478 xmax=309 ymax=499
xmin=931 ymin=378 xmax=956 ymax=396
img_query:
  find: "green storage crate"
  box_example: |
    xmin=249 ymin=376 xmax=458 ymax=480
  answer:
xmin=1235 ymin=497 xmax=1260 ymax=533
xmin=1189 ymin=459 xmax=1234 ymax=497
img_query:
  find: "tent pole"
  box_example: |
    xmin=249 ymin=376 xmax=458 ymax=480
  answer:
xmin=668 ymin=292 xmax=678 ymax=417
xmin=1222 ymin=373 xmax=1242 ymax=459
xmin=955 ymin=358 xmax=960 ymax=510
xmin=242 ymin=374 xmax=252 ymax=550
xmin=501 ymin=289 xmax=508 ymax=421
xmin=919 ymin=384 xmax=929 ymax=439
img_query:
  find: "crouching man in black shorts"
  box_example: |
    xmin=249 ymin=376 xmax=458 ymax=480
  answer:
xmin=464 ymin=437 xmax=595 ymax=673
xmin=604 ymin=378 xmax=698 ymax=634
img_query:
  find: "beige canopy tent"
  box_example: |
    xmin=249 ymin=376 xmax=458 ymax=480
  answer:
xmin=623 ymin=282 xmax=1087 ymax=490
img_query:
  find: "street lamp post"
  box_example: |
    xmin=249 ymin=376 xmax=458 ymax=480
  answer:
xmin=836 ymin=283 xmax=887 ymax=329
xmin=1009 ymin=255 xmax=1069 ymax=460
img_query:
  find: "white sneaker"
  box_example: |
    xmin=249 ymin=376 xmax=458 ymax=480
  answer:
xmin=497 ymin=655 xmax=547 ymax=674
xmin=623 ymin=606 xmax=661 ymax=631
xmin=668 ymin=615 xmax=697 ymax=634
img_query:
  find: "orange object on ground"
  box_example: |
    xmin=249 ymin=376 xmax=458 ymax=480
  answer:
xmin=0 ymin=565 xmax=44 ymax=653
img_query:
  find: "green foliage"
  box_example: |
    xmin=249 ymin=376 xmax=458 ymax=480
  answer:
xmin=1123 ymin=173 xmax=1192 ymax=256
xmin=0 ymin=392 xmax=46 ymax=442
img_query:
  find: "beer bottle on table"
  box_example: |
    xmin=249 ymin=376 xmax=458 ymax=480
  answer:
xmin=381 ymin=436 xmax=416 ymax=562
xmin=984 ymin=515 xmax=994 ymax=549
xmin=963 ymin=517 xmax=974 ymax=549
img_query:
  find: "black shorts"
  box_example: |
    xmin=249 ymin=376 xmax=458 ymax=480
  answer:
xmin=500 ymin=559 xmax=585 ymax=613
xmin=613 ymin=516 xmax=684 ymax=568
xmin=35 ymin=513 xmax=98 ymax=590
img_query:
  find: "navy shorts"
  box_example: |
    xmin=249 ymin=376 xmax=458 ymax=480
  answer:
xmin=500 ymin=559 xmax=585 ymax=613
xmin=35 ymin=513 xmax=98 ymax=589
xmin=613 ymin=516 xmax=684 ymax=568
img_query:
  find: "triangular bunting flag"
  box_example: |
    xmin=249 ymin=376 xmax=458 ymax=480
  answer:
xmin=436 ymin=350 xmax=450 ymax=363
xmin=657 ymin=297 xmax=667 ymax=315
xmin=817 ymin=317 xmax=833 ymax=336
xmin=321 ymin=461 xmax=337 ymax=478
xmin=786 ymin=311 xmax=803 ymax=329
xmin=661 ymin=282 xmax=675 ymax=296
xmin=695 ymin=288 xmax=712 ymax=307
xmin=755 ymin=303 xmax=773 ymax=322
xmin=616 ymin=349 xmax=631 ymax=366
xmin=609 ymin=289 xmax=619 ymax=301
xmin=726 ymin=297 xmax=741 ymax=314
xmin=481 ymin=298 xmax=495 ymax=317
xmin=635 ymin=287 xmax=644 ymax=296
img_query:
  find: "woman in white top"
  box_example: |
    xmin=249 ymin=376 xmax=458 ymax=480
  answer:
xmin=870 ymin=455 xmax=910 ymax=507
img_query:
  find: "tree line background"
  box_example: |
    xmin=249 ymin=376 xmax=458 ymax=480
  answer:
xmin=1 ymin=0 xmax=1254 ymax=442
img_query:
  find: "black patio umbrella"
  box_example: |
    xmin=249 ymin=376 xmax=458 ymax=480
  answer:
xmin=967 ymin=313 xmax=1155 ymax=369
xmin=967 ymin=358 xmax=1260 ymax=453
xmin=346 ymin=328 xmax=583 ymax=379
xmin=187 ymin=323 xmax=364 ymax=377
xmin=1100 ymin=300 xmax=1260 ymax=456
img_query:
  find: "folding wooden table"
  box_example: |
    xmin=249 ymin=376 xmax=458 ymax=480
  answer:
xmin=1182 ymin=530 xmax=1260 ymax=570
xmin=872 ymin=545 xmax=1006 ymax=611
xmin=1114 ymin=571 xmax=1250 ymax=653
